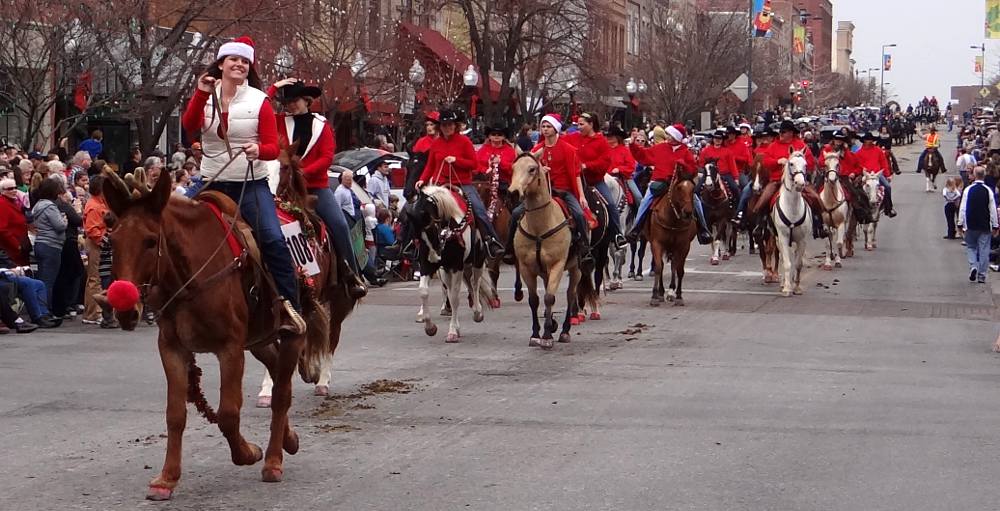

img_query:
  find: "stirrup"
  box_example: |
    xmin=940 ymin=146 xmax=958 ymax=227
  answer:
xmin=342 ymin=262 xmax=368 ymax=299
xmin=279 ymin=299 xmax=306 ymax=335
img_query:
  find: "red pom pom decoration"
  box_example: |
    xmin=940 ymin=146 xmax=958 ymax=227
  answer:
xmin=107 ymin=280 xmax=141 ymax=312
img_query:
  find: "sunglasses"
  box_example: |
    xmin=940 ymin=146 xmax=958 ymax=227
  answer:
xmin=2 ymin=187 xmax=16 ymax=191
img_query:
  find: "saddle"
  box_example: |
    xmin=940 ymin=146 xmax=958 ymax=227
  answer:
xmin=614 ymin=174 xmax=635 ymax=205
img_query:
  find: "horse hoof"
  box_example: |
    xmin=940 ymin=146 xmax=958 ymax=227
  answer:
xmin=710 ymin=257 xmax=719 ymax=266
xmin=649 ymin=299 xmax=660 ymax=307
xmin=313 ymin=385 xmax=329 ymax=397
xmin=635 ymin=275 xmax=644 ymax=281
xmin=440 ymin=308 xmax=452 ymax=317
xmin=445 ymin=333 xmax=461 ymax=343
xmin=576 ymin=313 xmax=586 ymax=322
xmin=781 ymin=290 xmax=792 ymax=297
xmin=865 ymin=246 xmax=872 ymax=251
xmin=425 ymin=324 xmax=438 ymax=337
xmin=539 ymin=337 xmax=554 ymax=350
xmin=558 ymin=333 xmax=571 ymax=343
xmin=529 ymin=337 xmax=541 ymax=347
xmin=589 ymin=312 xmax=601 ymax=320
xmin=722 ymin=254 xmax=730 ymax=261
xmin=627 ymin=271 xmax=635 ymax=279
xmin=834 ymin=261 xmax=843 ymax=268
xmin=822 ymin=264 xmax=833 ymax=271
xmin=570 ymin=317 xmax=581 ymax=326
xmin=256 ymin=396 xmax=271 ymax=408
xmin=261 ymin=467 xmax=284 ymax=483
xmin=514 ymin=290 xmax=524 ymax=302
xmin=283 ymin=429 xmax=300 ymax=455
xmin=473 ymin=311 xmax=484 ymax=323
xmin=666 ymin=293 xmax=675 ymax=302
xmin=146 ymin=485 xmax=174 ymax=501
xmin=793 ymin=288 xmax=804 ymax=296
xmin=673 ymin=299 xmax=685 ymax=307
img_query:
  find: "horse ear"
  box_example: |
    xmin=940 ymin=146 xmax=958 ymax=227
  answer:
xmin=101 ymin=169 xmax=132 ymax=216
xmin=531 ymin=148 xmax=543 ymax=160
xmin=788 ymin=146 xmax=794 ymax=156
xmin=148 ymin=166 xmax=173 ymax=214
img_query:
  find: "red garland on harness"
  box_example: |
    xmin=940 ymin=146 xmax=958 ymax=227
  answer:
xmin=274 ymin=197 xmax=326 ymax=290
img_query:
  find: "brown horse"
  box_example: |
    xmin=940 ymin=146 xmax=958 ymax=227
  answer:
xmin=644 ymin=168 xmax=697 ymax=306
xmin=103 ymin=152 xmax=356 ymax=500
xmin=748 ymin=154 xmax=779 ymax=283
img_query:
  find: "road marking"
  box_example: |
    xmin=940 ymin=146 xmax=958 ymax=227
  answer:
xmin=392 ymin=286 xmax=777 ymax=296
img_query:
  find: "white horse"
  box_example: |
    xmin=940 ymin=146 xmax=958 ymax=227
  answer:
xmin=861 ymin=171 xmax=883 ymax=250
xmin=605 ymin=174 xmax=629 ymax=292
xmin=819 ymin=153 xmax=851 ymax=270
xmin=771 ymin=151 xmax=812 ymax=297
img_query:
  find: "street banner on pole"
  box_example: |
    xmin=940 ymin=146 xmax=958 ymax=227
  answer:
xmin=976 ymin=55 xmax=985 ymax=73
xmin=793 ymin=26 xmax=806 ymax=54
xmin=988 ymin=0 xmax=1000 ymax=39
xmin=751 ymin=0 xmax=774 ymax=38
xmin=883 ymin=54 xmax=892 ymax=71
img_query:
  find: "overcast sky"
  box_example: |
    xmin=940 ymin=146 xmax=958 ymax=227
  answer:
xmin=834 ymin=0 xmax=999 ymax=106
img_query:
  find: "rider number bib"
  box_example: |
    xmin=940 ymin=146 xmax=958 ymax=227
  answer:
xmin=280 ymin=221 xmax=321 ymax=276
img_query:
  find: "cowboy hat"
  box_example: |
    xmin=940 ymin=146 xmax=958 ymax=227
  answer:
xmin=778 ymin=120 xmax=798 ymax=133
xmin=606 ymin=126 xmax=627 ymax=139
xmin=276 ymin=80 xmax=322 ymax=102
xmin=485 ymin=125 xmax=508 ymax=137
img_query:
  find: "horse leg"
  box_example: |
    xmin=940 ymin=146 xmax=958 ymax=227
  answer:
xmin=628 ymin=240 xmax=636 ymax=278
xmin=444 ymin=271 xmax=463 ymax=342
xmin=513 ymin=264 xmax=524 ymax=302
xmin=418 ymin=274 xmax=437 ymax=336
xmin=250 ymin=342 xmax=279 ymax=408
xmin=778 ymin=232 xmax=793 ymax=297
xmin=541 ymin=262 xmax=566 ymax=348
xmin=440 ymin=278 xmax=451 ymax=316
xmin=215 ymin=346 xmax=263 ymax=468
xmin=673 ymin=252 xmax=686 ymax=306
xmin=524 ymin=269 xmax=542 ymax=347
xmin=146 ymin=339 xmax=190 ymax=501
xmin=561 ymin=268 xmax=580 ymax=343
xmin=793 ymin=238 xmax=806 ymax=296
xmin=649 ymin=243 xmax=663 ymax=306
xmin=638 ymin=239 xmax=648 ymax=279
xmin=834 ymin=221 xmax=845 ymax=268
xmin=823 ymin=232 xmax=834 ymax=270
xmin=261 ymin=333 xmax=305 ymax=482
xmin=313 ymin=354 xmax=333 ymax=396
xmin=488 ymin=259 xmax=501 ymax=308
xmin=471 ymin=266 xmax=485 ymax=323
xmin=710 ymin=230 xmax=720 ymax=265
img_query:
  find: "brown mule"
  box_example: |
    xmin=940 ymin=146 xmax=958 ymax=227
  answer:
xmin=103 ymin=152 xmax=356 ymax=501
xmin=643 ymin=167 xmax=697 ymax=306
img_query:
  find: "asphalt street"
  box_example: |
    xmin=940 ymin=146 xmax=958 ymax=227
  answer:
xmin=4 ymin=130 xmax=1000 ymax=511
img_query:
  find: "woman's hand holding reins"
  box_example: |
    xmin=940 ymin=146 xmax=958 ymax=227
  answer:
xmin=197 ymin=74 xmax=216 ymax=93
xmin=243 ymin=143 xmax=260 ymax=160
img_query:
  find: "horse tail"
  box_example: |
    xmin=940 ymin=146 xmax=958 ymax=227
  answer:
xmin=186 ymin=354 xmax=218 ymax=424
xmin=577 ymin=260 xmax=600 ymax=312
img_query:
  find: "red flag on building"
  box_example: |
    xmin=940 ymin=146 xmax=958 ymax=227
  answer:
xmin=73 ymin=70 xmax=92 ymax=112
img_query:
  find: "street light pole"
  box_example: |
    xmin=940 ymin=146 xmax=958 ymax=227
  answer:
xmin=972 ymin=44 xmax=986 ymax=105
xmin=625 ymin=77 xmax=637 ymax=130
xmin=880 ymin=43 xmax=896 ymax=108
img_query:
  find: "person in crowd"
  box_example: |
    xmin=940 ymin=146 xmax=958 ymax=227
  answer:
xmin=959 ymin=166 xmax=998 ymax=284
xmin=172 ymin=169 xmax=191 ymax=195
xmin=16 ymin=159 xmax=31 ymax=193
xmin=334 ymin=170 xmax=357 ymax=225
xmin=181 ymin=35 xmax=306 ymax=333
xmin=956 ymin=147 xmax=977 ymax=187
xmin=374 ymin=207 xmax=399 ymax=262
xmin=143 ymin=156 xmax=164 ymax=184
xmin=31 ymin=178 xmax=67 ymax=306
xmin=360 ymin=203 xmax=385 ymax=286
xmin=170 ymin=143 xmax=187 ymax=170
xmin=367 ymin=160 xmax=391 ymax=205
xmin=516 ymin=123 xmax=534 ymax=153
xmin=0 ymin=178 xmax=28 ymax=267
xmin=78 ymin=130 xmax=103 ymax=160
xmin=69 ymin=151 xmax=91 ymax=182
xmin=388 ymin=194 xmax=400 ymax=221
xmin=0 ymin=264 xmax=61 ymax=329
xmin=73 ymin=171 xmax=90 ymax=207
xmin=81 ymin=174 xmax=109 ymax=325
xmin=87 ymin=158 xmax=106 ymax=178
xmin=122 ymin=147 xmax=142 ymax=176
xmin=404 ymin=112 xmax=439 ymax=200
xmin=51 ymin=175 xmax=84 ymax=320
xmin=942 ymin=177 xmax=961 ymax=240
xmin=96 ymin=212 xmax=118 ymax=329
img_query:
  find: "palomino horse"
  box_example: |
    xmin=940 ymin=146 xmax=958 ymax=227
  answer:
xmin=699 ymin=162 xmax=736 ymax=265
xmin=644 ymin=168 xmax=697 ymax=306
xmin=818 ymin=153 xmax=851 ymax=270
xmin=920 ymin=148 xmax=945 ymax=191
xmin=771 ymin=151 xmax=812 ymax=297
xmin=860 ymin=171 xmax=884 ymax=250
xmin=749 ymin=154 xmax=779 ymax=283
xmin=102 ymin=157 xmax=357 ymax=500
xmin=411 ymin=185 xmax=489 ymax=343
xmin=508 ymin=152 xmax=598 ymax=349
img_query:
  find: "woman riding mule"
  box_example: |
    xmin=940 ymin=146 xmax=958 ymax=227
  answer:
xmin=180 ymin=36 xmax=304 ymax=333
xmin=268 ymin=77 xmax=366 ymax=299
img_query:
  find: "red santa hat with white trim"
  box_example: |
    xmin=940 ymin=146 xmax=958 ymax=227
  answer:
xmin=217 ymin=36 xmax=255 ymax=63
xmin=665 ymin=123 xmax=686 ymax=143
xmin=540 ymin=113 xmax=563 ymax=132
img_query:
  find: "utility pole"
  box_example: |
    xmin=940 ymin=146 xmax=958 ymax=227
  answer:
xmin=880 ymin=43 xmax=897 ymax=108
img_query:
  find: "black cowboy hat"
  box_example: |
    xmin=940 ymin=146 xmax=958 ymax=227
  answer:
xmin=436 ymin=108 xmax=460 ymax=124
xmin=276 ymin=80 xmax=322 ymax=102
xmin=485 ymin=125 xmax=508 ymax=137
xmin=725 ymin=125 xmax=738 ymax=135
xmin=712 ymin=129 xmax=726 ymax=139
xmin=778 ymin=120 xmax=798 ymax=133
xmin=606 ymin=126 xmax=627 ymax=139
xmin=832 ymin=132 xmax=848 ymax=141
xmin=754 ymin=127 xmax=775 ymax=138
xmin=861 ymin=131 xmax=878 ymax=141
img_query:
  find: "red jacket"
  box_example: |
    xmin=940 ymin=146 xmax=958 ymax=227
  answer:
xmin=532 ymin=138 xmax=581 ymax=198
xmin=267 ymin=86 xmax=335 ymax=189
xmin=476 ymin=143 xmax=516 ymax=184
xmin=698 ymin=145 xmax=739 ymax=178
xmin=563 ymin=132 xmax=611 ymax=185
xmin=419 ymin=133 xmax=477 ymax=185
xmin=0 ymin=197 xmax=26 ymax=265
xmin=820 ymin=144 xmax=862 ymax=177
xmin=737 ymin=134 xmax=753 ymax=149
xmin=762 ymin=138 xmax=815 ymax=181
xmin=726 ymin=139 xmax=752 ymax=171
xmin=854 ymin=145 xmax=890 ymax=177
xmin=608 ymin=144 xmax=637 ymax=179
xmin=412 ymin=134 xmax=436 ymax=154
xmin=629 ymin=142 xmax=696 ymax=182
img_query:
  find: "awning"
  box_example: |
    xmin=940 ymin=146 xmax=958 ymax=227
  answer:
xmin=399 ymin=22 xmax=503 ymax=99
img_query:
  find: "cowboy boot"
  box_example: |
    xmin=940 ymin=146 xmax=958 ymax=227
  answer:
xmin=341 ymin=260 xmax=368 ymax=299
xmin=279 ymin=299 xmax=307 ymax=336
xmin=812 ymin=214 xmax=828 ymax=239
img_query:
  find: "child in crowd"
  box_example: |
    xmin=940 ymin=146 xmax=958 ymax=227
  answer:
xmin=94 ymin=212 xmax=118 ymax=329
xmin=943 ymin=178 xmax=961 ymax=239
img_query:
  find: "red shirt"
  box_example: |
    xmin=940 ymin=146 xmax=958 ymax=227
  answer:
xmin=0 ymin=197 xmax=26 ymax=265
xmin=412 ymin=135 xmax=437 ymax=154
xmin=762 ymin=138 xmax=815 ymax=181
xmin=563 ymin=132 xmax=611 ymax=185
xmin=698 ymin=144 xmax=739 ymax=178
xmin=608 ymin=144 xmax=637 ymax=179
xmin=737 ymin=134 xmax=753 ymax=149
xmin=476 ymin=143 xmax=516 ymax=184
xmin=726 ymin=139 xmax=752 ymax=171
xmin=854 ymin=145 xmax=890 ymax=177
xmin=820 ymin=144 xmax=862 ymax=177
xmin=629 ymin=142 xmax=696 ymax=182
xmin=180 ymin=88 xmax=279 ymax=161
xmin=532 ymin=138 xmax=581 ymax=198
xmin=418 ymin=133 xmax=477 ymax=186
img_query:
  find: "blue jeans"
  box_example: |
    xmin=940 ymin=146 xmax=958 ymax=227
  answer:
xmin=634 ymin=180 xmax=707 ymax=232
xmin=965 ymin=229 xmax=992 ymax=277
xmin=720 ymin=175 xmax=740 ymax=200
xmin=878 ymin=174 xmax=893 ymax=206
xmin=459 ymin=184 xmax=501 ymax=240
xmin=625 ymin=179 xmax=642 ymax=207
xmin=309 ymin=187 xmax=360 ymax=274
xmin=34 ymin=242 xmax=62 ymax=307
xmin=206 ymin=179 xmax=300 ymax=310
xmin=0 ymin=274 xmax=50 ymax=320
xmin=592 ymin=180 xmax=622 ymax=233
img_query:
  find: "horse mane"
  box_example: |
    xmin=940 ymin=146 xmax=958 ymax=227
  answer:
xmin=421 ymin=185 xmax=465 ymax=222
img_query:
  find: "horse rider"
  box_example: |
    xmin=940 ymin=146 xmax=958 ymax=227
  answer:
xmin=698 ymin=129 xmax=741 ymax=200
xmin=475 ymin=124 xmax=516 ymax=195
xmin=564 ymin=112 xmax=626 ymax=248
xmin=738 ymin=123 xmax=754 ymax=148
xmin=918 ymin=124 xmax=942 ymax=172
xmin=749 ymin=120 xmax=828 ymax=239
xmin=606 ymin=126 xmax=642 ymax=206
xmin=726 ymin=125 xmax=753 ymax=187
xmin=266 ymin=78 xmax=368 ymax=299
xmin=856 ymin=131 xmax=898 ymax=217
xmin=821 ymin=132 xmax=873 ymax=221
xmin=403 ymin=111 xmax=439 ymax=200
xmin=413 ymin=109 xmax=505 ymax=258
xmin=625 ymin=123 xmax=712 ymax=244
xmin=502 ymin=113 xmax=592 ymax=265
xmin=181 ymin=36 xmax=305 ymax=334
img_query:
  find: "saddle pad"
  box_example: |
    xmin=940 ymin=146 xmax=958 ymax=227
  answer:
xmin=449 ymin=190 xmax=469 ymax=216
xmin=202 ymin=201 xmax=244 ymax=258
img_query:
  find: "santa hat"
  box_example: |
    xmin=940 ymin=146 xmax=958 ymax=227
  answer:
xmin=540 ymin=113 xmax=563 ymax=133
xmin=666 ymin=123 xmax=686 ymax=143
xmin=217 ymin=36 xmax=255 ymax=64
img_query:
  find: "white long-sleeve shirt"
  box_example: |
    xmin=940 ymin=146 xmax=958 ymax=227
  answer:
xmin=956 ymin=153 xmax=977 ymax=173
xmin=333 ymin=184 xmax=355 ymax=218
